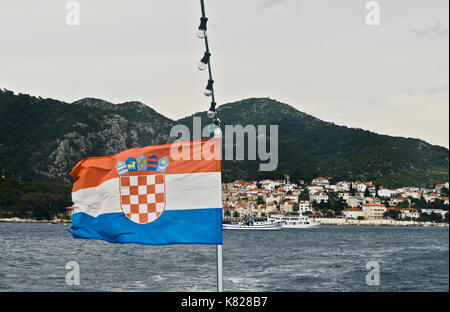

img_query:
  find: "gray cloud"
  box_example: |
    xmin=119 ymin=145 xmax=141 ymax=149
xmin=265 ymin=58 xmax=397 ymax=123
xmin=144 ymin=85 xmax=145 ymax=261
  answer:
xmin=258 ymin=0 xmax=287 ymax=10
xmin=0 ymin=0 xmax=448 ymax=148
xmin=428 ymin=85 xmax=449 ymax=95
xmin=411 ymin=20 xmax=448 ymax=37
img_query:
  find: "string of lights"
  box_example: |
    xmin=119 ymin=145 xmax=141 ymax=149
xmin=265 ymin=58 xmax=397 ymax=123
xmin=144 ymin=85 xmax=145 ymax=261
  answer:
xmin=197 ymin=0 xmax=221 ymax=133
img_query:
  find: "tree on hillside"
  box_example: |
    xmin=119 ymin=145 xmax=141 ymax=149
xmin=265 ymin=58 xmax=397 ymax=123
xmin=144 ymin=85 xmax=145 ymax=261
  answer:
xmin=256 ymin=196 xmax=265 ymax=205
xmin=395 ymin=200 xmax=410 ymax=209
xmin=419 ymin=212 xmax=443 ymax=223
xmin=375 ymin=184 xmax=380 ymax=197
xmin=430 ymin=198 xmax=448 ymax=210
xmin=318 ymin=200 xmax=327 ymax=211
xmin=298 ymin=189 xmax=309 ymax=201
xmin=384 ymin=209 xmax=400 ymax=220
xmin=413 ymin=195 xmax=428 ymax=209
xmin=333 ymin=197 xmax=347 ymax=214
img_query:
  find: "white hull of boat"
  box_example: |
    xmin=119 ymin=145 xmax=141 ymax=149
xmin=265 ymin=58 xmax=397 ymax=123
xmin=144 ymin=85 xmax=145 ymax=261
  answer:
xmin=282 ymin=223 xmax=320 ymax=229
xmin=268 ymin=214 xmax=320 ymax=229
xmin=282 ymin=222 xmax=320 ymax=229
xmin=223 ymin=223 xmax=283 ymax=230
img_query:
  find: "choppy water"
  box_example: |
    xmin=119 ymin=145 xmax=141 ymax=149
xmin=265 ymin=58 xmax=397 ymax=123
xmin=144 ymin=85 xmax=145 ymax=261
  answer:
xmin=0 ymin=223 xmax=448 ymax=291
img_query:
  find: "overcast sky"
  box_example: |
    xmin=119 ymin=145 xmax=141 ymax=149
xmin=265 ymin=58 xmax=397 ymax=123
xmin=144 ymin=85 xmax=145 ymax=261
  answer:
xmin=0 ymin=0 xmax=448 ymax=148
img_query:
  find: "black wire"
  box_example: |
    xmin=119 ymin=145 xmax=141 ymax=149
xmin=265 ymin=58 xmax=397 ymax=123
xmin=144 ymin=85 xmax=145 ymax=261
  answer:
xmin=199 ymin=0 xmax=219 ymax=124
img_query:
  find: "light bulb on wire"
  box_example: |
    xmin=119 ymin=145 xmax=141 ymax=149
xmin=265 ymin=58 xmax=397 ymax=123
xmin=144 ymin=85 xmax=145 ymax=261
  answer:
xmin=198 ymin=52 xmax=210 ymax=71
xmin=197 ymin=17 xmax=208 ymax=39
xmin=207 ymin=102 xmax=216 ymax=118
xmin=214 ymin=127 xmax=222 ymax=138
xmin=207 ymin=122 xmax=222 ymax=138
xmin=207 ymin=110 xmax=216 ymax=118
xmin=204 ymin=79 xmax=214 ymax=97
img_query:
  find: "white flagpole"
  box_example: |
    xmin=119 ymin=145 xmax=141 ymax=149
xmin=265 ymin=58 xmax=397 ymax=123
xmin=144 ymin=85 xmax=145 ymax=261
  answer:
xmin=217 ymin=244 xmax=223 ymax=292
xmin=198 ymin=0 xmax=223 ymax=292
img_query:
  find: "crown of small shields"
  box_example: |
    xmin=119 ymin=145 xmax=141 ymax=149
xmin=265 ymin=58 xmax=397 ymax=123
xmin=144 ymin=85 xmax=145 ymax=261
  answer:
xmin=115 ymin=155 xmax=170 ymax=175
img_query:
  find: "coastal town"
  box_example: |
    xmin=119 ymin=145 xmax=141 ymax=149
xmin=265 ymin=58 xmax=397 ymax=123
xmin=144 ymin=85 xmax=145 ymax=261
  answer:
xmin=222 ymin=177 xmax=450 ymax=226
xmin=1 ymin=175 xmax=449 ymax=227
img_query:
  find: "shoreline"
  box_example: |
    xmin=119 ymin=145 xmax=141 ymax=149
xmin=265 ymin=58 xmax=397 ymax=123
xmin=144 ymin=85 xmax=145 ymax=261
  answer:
xmin=312 ymin=217 xmax=449 ymax=227
xmin=0 ymin=218 xmax=71 ymax=224
xmin=2 ymin=217 xmax=448 ymax=227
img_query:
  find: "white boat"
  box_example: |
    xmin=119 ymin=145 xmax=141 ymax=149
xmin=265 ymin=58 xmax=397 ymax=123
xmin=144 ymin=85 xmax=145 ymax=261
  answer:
xmin=223 ymin=220 xmax=283 ymax=230
xmin=268 ymin=213 xmax=320 ymax=229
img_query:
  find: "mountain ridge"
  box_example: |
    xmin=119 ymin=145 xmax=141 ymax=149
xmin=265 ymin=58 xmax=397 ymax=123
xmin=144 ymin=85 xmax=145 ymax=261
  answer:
xmin=0 ymin=88 xmax=448 ymax=187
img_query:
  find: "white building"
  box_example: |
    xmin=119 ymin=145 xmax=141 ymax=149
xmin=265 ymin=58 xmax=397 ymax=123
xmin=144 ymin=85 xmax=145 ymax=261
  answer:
xmin=378 ymin=188 xmax=395 ymax=198
xmin=261 ymin=182 xmax=276 ymax=190
xmin=390 ymin=196 xmax=411 ymax=206
xmin=361 ymin=203 xmax=387 ymax=219
xmin=308 ymin=185 xmax=323 ymax=194
xmin=325 ymin=184 xmax=337 ymax=193
xmin=399 ymin=208 xmax=420 ymax=219
xmin=298 ymin=200 xmax=312 ymax=213
xmin=338 ymin=192 xmax=351 ymax=201
xmin=311 ymin=177 xmax=330 ymax=187
xmin=283 ymin=184 xmax=297 ymax=192
xmin=424 ymin=193 xmax=441 ymax=203
xmin=266 ymin=194 xmax=282 ymax=206
xmin=283 ymin=194 xmax=298 ymax=203
xmin=347 ymin=196 xmax=365 ymax=208
xmin=311 ymin=191 xmax=329 ymax=203
xmin=343 ymin=208 xmax=364 ymax=219
xmin=336 ymin=181 xmax=351 ymax=192
xmin=356 ymin=183 xmax=367 ymax=193
xmin=365 ymin=197 xmax=381 ymax=204
xmin=365 ymin=183 xmax=376 ymax=193
xmin=282 ymin=201 xmax=295 ymax=213
xmin=421 ymin=209 xmax=447 ymax=218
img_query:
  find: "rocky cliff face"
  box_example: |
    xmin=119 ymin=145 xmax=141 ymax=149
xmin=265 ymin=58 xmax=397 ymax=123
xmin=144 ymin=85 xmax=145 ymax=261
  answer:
xmin=0 ymin=90 xmax=173 ymax=183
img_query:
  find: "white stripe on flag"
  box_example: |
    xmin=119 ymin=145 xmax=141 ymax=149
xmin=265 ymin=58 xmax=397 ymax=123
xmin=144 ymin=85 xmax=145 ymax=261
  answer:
xmin=72 ymin=172 xmax=222 ymax=218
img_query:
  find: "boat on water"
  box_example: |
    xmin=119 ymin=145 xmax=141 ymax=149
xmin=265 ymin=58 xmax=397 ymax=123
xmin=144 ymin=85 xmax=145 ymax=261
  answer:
xmin=50 ymin=219 xmax=64 ymax=224
xmin=223 ymin=219 xmax=283 ymax=230
xmin=268 ymin=213 xmax=320 ymax=229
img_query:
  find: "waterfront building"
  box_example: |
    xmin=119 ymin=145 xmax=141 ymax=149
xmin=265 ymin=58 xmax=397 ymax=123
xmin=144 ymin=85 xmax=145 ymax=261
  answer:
xmin=399 ymin=208 xmax=420 ymax=219
xmin=421 ymin=209 xmax=447 ymax=217
xmin=343 ymin=208 xmax=364 ymax=219
xmin=361 ymin=203 xmax=386 ymax=219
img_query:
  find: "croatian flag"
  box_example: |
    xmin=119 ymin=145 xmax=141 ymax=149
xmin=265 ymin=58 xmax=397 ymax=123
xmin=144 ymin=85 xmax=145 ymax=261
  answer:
xmin=69 ymin=139 xmax=222 ymax=245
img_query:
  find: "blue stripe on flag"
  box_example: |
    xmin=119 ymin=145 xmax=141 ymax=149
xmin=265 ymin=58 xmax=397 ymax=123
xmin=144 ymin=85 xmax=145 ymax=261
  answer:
xmin=70 ymin=208 xmax=223 ymax=245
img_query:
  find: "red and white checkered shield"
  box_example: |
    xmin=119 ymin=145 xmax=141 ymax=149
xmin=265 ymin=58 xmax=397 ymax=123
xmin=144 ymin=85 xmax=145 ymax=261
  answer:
xmin=119 ymin=174 xmax=166 ymax=224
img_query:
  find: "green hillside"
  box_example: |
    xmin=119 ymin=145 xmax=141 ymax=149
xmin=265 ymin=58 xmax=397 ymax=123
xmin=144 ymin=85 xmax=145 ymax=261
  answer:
xmin=0 ymin=89 xmax=448 ymax=187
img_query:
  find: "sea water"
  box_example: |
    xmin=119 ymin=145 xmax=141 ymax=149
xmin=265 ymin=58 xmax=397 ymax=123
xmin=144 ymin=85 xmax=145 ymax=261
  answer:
xmin=0 ymin=223 xmax=448 ymax=291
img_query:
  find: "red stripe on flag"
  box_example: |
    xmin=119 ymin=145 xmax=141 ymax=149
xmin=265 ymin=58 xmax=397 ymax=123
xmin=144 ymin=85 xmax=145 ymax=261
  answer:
xmin=70 ymin=139 xmax=221 ymax=192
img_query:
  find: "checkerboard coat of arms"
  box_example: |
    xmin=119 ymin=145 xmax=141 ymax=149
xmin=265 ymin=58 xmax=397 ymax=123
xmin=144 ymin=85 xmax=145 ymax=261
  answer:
xmin=115 ymin=154 xmax=170 ymax=225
